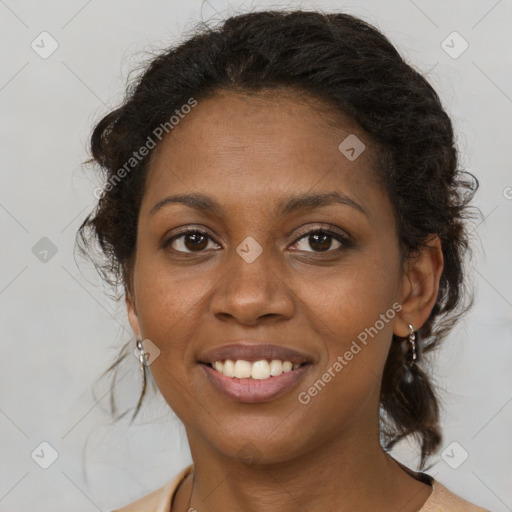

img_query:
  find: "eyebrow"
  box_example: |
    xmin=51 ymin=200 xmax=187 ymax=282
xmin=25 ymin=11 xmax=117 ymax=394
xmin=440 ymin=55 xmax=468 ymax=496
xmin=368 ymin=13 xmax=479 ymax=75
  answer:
xmin=149 ymin=191 xmax=367 ymax=217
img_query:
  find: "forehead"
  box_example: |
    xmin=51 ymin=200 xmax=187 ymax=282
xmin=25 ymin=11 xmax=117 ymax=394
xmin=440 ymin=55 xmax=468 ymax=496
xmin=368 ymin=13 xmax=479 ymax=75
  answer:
xmin=141 ymin=90 xmax=390 ymax=223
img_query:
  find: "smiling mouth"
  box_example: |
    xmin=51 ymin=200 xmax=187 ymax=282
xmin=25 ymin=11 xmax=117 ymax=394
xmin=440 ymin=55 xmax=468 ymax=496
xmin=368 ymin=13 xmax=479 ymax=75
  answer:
xmin=200 ymin=359 xmax=312 ymax=403
xmin=203 ymin=359 xmax=310 ymax=379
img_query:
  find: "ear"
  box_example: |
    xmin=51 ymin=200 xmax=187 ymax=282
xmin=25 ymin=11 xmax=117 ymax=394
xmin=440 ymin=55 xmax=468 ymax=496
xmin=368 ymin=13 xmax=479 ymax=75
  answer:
xmin=394 ymin=234 xmax=444 ymax=338
xmin=126 ymin=291 xmax=143 ymax=340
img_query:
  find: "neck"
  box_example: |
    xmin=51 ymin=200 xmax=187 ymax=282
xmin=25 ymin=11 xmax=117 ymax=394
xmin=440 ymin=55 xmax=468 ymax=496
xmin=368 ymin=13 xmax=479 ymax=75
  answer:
xmin=178 ymin=423 xmax=432 ymax=512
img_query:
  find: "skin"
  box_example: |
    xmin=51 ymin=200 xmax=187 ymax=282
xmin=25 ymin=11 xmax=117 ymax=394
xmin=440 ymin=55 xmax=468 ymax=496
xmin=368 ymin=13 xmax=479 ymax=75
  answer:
xmin=126 ymin=89 xmax=444 ymax=512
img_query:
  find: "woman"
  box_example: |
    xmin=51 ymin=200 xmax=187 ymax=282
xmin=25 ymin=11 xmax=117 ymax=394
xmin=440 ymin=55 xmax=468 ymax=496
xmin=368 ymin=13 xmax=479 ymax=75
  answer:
xmin=77 ymin=9 xmax=491 ymax=512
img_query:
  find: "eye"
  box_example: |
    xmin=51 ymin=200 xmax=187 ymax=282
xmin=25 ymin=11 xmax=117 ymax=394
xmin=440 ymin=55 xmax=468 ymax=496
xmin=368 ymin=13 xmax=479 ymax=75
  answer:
xmin=162 ymin=229 xmax=220 ymax=253
xmin=290 ymin=228 xmax=349 ymax=253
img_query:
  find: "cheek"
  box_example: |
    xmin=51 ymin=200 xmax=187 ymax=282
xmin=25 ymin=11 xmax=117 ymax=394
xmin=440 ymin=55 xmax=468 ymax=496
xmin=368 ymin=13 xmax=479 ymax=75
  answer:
xmin=298 ymin=249 xmax=400 ymax=388
xmin=134 ymin=272 xmax=185 ymax=339
xmin=133 ymin=241 xmax=208 ymax=328
xmin=132 ymin=260 xmax=202 ymax=414
xmin=303 ymin=250 xmax=399 ymax=337
xmin=294 ymin=293 xmax=397 ymax=427
xmin=131 ymin=251 xmax=201 ymax=366
xmin=131 ymin=247 xmax=222 ymax=394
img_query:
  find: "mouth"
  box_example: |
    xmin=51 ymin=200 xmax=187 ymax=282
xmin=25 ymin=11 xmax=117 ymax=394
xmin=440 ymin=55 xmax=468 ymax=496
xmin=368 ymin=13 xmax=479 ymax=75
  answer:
xmin=199 ymin=361 xmax=312 ymax=403
xmin=197 ymin=342 xmax=314 ymax=403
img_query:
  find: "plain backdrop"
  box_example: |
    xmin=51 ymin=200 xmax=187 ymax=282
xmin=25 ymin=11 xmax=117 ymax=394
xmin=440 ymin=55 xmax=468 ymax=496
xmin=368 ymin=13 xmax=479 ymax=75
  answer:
xmin=1 ymin=1 xmax=511 ymax=511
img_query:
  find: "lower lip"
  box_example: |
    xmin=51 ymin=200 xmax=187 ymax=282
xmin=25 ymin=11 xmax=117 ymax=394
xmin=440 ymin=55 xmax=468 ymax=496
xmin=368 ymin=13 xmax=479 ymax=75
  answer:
xmin=200 ymin=363 xmax=311 ymax=403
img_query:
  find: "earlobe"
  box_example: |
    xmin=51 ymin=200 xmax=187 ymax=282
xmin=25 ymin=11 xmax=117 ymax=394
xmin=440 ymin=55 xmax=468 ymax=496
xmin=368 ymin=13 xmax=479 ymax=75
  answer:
xmin=126 ymin=293 xmax=142 ymax=340
xmin=393 ymin=234 xmax=444 ymax=338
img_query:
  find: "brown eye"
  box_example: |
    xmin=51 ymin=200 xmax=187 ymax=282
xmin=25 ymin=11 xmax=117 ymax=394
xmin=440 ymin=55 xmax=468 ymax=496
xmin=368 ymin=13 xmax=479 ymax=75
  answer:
xmin=291 ymin=229 xmax=348 ymax=253
xmin=163 ymin=230 xmax=220 ymax=253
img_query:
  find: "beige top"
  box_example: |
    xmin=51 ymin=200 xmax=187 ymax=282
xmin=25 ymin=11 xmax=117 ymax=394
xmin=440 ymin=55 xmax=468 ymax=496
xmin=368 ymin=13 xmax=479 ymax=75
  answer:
xmin=112 ymin=464 xmax=491 ymax=512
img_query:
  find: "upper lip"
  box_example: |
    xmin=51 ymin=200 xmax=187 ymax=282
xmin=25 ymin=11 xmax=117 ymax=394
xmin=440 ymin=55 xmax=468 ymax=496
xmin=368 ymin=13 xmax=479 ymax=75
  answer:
xmin=198 ymin=342 xmax=313 ymax=364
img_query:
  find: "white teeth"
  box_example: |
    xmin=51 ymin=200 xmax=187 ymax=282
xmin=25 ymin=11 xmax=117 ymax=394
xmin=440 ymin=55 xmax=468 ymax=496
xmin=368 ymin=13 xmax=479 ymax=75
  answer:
xmin=223 ymin=359 xmax=235 ymax=377
xmin=210 ymin=359 xmax=303 ymax=379
xmin=269 ymin=359 xmax=283 ymax=376
xmin=251 ymin=360 xmax=270 ymax=379
xmin=234 ymin=360 xmax=252 ymax=378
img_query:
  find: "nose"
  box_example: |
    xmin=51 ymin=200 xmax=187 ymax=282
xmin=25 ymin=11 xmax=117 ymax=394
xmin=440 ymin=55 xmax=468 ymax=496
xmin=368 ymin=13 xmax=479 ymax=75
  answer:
xmin=209 ymin=242 xmax=295 ymax=326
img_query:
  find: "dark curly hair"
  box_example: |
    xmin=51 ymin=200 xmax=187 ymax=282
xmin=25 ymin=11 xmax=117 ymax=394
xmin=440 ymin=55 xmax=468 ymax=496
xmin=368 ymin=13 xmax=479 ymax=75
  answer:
xmin=76 ymin=9 xmax=480 ymax=470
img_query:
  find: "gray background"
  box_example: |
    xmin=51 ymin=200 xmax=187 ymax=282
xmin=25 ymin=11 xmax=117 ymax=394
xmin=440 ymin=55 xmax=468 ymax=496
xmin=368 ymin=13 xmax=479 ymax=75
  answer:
xmin=1 ymin=1 xmax=511 ymax=511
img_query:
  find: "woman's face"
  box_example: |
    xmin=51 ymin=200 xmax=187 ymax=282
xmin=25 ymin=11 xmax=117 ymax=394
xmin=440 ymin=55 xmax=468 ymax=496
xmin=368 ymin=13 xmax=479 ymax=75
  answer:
xmin=127 ymin=90 xmax=425 ymax=463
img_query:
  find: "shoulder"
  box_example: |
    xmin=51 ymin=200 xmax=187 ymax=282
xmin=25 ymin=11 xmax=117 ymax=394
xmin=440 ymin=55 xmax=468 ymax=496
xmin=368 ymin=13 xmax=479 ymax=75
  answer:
xmin=110 ymin=465 xmax=193 ymax=512
xmin=420 ymin=478 xmax=492 ymax=512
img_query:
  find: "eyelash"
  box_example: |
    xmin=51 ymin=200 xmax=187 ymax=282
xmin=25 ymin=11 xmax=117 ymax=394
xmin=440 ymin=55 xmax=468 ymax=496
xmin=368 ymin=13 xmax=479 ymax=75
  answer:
xmin=161 ymin=226 xmax=352 ymax=254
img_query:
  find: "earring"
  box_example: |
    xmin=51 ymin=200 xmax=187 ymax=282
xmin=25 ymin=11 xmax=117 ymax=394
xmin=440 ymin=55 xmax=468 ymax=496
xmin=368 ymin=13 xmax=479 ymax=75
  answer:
xmin=136 ymin=338 xmax=147 ymax=375
xmin=406 ymin=323 xmax=418 ymax=367
xmin=134 ymin=339 xmax=147 ymax=416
